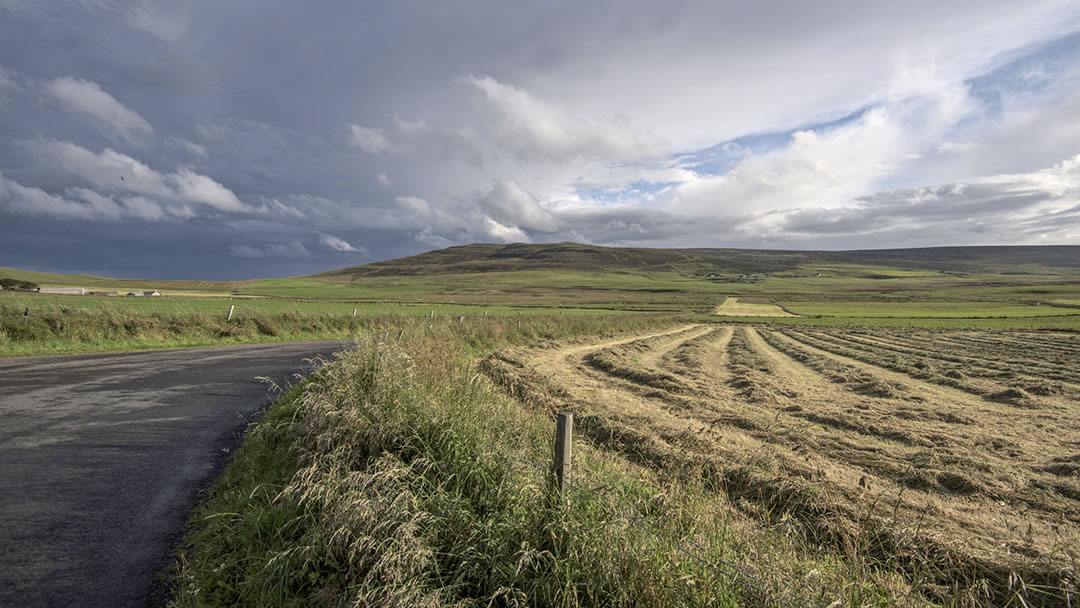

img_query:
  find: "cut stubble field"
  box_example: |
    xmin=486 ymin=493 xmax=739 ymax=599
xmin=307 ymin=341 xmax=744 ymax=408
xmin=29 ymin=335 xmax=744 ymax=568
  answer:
xmin=484 ymin=323 xmax=1080 ymax=606
xmin=713 ymin=297 xmax=798 ymax=317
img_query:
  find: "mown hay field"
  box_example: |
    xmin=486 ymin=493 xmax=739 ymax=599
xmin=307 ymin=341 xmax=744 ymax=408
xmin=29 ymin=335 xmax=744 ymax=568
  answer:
xmin=713 ymin=297 xmax=797 ymax=317
xmin=485 ymin=324 xmax=1080 ymax=606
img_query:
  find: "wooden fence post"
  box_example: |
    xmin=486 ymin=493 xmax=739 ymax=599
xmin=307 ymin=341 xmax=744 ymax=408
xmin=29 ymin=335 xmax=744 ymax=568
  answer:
xmin=352 ymin=308 xmax=357 ymax=317
xmin=554 ymin=412 xmax=573 ymax=495
xmin=383 ymin=329 xmax=389 ymax=342
xmin=458 ymin=316 xmax=464 ymax=327
xmin=23 ymin=306 xmax=30 ymax=325
xmin=227 ymin=305 xmax=234 ymax=321
xmin=397 ymin=328 xmax=404 ymax=341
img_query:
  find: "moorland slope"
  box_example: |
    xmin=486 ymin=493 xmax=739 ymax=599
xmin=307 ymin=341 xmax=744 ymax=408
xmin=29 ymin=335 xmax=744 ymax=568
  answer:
xmin=313 ymin=242 xmax=1080 ymax=279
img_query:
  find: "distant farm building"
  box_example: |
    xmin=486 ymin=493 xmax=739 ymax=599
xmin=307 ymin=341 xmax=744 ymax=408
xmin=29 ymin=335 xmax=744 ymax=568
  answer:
xmin=126 ymin=290 xmax=161 ymax=297
xmin=88 ymin=290 xmax=119 ymax=296
xmin=38 ymin=287 xmax=87 ymax=295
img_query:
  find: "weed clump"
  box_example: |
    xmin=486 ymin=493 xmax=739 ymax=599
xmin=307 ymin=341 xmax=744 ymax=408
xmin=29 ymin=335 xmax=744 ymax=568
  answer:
xmin=987 ymin=387 xmax=1032 ymax=404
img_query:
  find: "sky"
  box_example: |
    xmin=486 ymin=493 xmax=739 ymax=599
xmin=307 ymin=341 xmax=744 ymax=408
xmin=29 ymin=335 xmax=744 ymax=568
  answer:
xmin=1 ymin=1 xmax=1080 ymax=279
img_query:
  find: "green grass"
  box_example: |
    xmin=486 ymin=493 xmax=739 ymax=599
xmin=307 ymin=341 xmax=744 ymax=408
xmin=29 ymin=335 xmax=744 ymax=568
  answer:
xmin=0 ymin=266 xmax=248 ymax=294
xmin=782 ymin=301 xmax=1080 ymax=318
xmin=170 ymin=316 xmax=914 ymax=607
xmin=8 ymin=242 xmax=1080 ymax=354
xmin=238 ymin=270 xmax=731 ymax=311
xmin=1 ymin=292 xmax=609 ymax=316
xmin=0 ymin=295 xmax=620 ymax=357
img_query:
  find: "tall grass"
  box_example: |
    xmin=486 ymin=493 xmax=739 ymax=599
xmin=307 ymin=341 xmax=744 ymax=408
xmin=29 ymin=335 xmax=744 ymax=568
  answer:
xmin=170 ymin=316 xmax=924 ymax=607
xmin=0 ymin=299 xmax=634 ymax=356
xmin=0 ymin=301 xmax=359 ymax=355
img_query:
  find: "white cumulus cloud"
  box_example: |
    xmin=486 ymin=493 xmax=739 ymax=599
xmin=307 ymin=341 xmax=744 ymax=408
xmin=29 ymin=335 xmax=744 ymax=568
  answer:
xmin=24 ymin=139 xmax=249 ymax=214
xmin=317 ymin=232 xmax=366 ymax=253
xmin=0 ymin=171 xmax=168 ymax=222
xmin=467 ymin=75 xmax=668 ymax=163
xmin=347 ymin=124 xmax=390 ymax=155
xmin=44 ymin=77 xmax=153 ymax=144
xmin=474 ymin=180 xmax=560 ymax=232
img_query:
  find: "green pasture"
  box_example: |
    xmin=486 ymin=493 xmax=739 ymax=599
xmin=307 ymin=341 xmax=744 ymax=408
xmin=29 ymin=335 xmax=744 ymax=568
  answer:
xmin=714 ymin=274 xmax=1080 ymax=301
xmin=237 ymin=270 xmax=730 ymax=310
xmin=7 ymin=250 xmax=1080 ymax=355
xmin=0 ymin=266 xmax=246 ymax=294
xmin=781 ymin=301 xmax=1080 ymax=318
xmin=0 ymin=296 xmax=625 ymax=357
xmin=1 ymin=292 xmax=612 ymax=318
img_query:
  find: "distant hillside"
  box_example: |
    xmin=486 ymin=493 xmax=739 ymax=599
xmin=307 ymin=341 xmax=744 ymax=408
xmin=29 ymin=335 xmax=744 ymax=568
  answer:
xmin=9 ymin=243 xmax=1080 ymax=289
xmin=312 ymin=242 xmax=1080 ymax=279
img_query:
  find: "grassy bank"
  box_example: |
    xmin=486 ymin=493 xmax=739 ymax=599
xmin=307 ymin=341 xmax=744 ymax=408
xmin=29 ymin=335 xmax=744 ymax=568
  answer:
xmin=0 ymin=297 xmax=618 ymax=357
xmin=0 ymin=302 xmax=362 ymax=356
xmin=170 ymin=315 xmax=925 ymax=608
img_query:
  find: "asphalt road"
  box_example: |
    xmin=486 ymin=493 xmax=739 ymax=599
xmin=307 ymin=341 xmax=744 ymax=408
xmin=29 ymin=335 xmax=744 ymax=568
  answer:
xmin=0 ymin=340 xmax=353 ymax=607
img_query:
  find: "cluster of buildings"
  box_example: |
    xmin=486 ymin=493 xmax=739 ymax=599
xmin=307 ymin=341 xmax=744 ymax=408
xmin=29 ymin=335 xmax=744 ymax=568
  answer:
xmin=37 ymin=287 xmax=160 ymax=297
xmin=703 ymin=272 xmax=823 ymax=282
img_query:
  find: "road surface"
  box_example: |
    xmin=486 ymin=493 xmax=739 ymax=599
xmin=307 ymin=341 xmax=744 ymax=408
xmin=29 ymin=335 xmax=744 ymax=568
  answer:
xmin=0 ymin=340 xmax=353 ymax=607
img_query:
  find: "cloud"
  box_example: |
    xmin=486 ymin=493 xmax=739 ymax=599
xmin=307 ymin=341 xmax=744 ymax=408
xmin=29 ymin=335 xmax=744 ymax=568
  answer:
xmin=737 ymin=153 xmax=1080 ymax=245
xmin=2 ymin=1 xmax=1080 ymax=279
xmin=466 ymin=75 xmax=668 ymax=163
xmin=347 ymin=124 xmax=389 ymax=155
xmin=228 ymin=241 xmax=311 ymax=258
xmin=665 ymin=67 xmax=975 ymax=218
xmin=44 ymin=77 xmax=154 ymax=144
xmin=473 ymin=180 xmax=560 ymax=232
xmin=0 ymin=171 xmax=167 ymax=222
xmin=388 ymin=116 xmax=485 ymax=166
xmin=0 ymin=66 xmax=14 ymax=92
xmin=317 ymin=232 xmax=367 ymax=253
xmin=395 ymin=195 xmax=459 ymax=229
xmin=394 ymin=191 xmax=540 ymax=244
xmin=23 ymin=139 xmax=249 ymax=213
xmin=250 ymin=196 xmax=307 ymax=219
xmin=169 ymin=167 xmax=246 ymax=212
xmin=481 ymin=216 xmax=530 ymax=243
xmin=171 ymin=137 xmax=209 ymax=159
xmin=125 ymin=2 xmax=190 ymax=41
xmin=389 ymin=152 xmax=1080 ymax=251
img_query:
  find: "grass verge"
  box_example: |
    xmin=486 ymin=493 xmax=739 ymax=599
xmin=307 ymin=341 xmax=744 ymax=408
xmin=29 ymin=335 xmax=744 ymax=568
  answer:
xmin=0 ymin=299 xmax=622 ymax=357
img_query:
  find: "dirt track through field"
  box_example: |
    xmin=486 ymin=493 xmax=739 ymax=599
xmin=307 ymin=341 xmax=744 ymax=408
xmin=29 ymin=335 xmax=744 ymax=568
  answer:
xmin=484 ymin=324 xmax=1080 ymax=605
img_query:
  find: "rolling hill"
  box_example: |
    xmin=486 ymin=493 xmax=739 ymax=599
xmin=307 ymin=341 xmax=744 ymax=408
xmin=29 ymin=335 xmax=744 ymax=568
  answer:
xmin=312 ymin=242 xmax=1080 ymax=279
